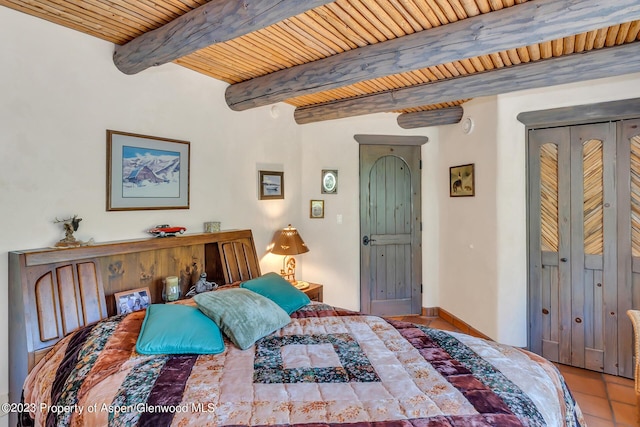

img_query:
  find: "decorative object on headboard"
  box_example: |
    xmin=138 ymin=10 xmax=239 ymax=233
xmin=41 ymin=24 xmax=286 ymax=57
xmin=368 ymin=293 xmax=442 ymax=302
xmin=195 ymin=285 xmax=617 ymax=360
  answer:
xmin=204 ymin=221 xmax=221 ymax=233
xmin=53 ymin=214 xmax=91 ymax=248
xmin=114 ymin=286 xmax=151 ymax=314
xmin=185 ymin=272 xmax=218 ymax=297
xmin=147 ymin=224 xmax=187 ymax=237
xmin=270 ymin=224 xmax=309 ymax=284
xmin=162 ymin=276 xmax=181 ymax=302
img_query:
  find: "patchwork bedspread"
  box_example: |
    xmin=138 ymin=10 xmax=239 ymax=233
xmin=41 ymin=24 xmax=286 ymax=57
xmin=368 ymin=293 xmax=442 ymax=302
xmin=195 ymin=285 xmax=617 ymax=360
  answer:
xmin=22 ymin=303 xmax=585 ymax=426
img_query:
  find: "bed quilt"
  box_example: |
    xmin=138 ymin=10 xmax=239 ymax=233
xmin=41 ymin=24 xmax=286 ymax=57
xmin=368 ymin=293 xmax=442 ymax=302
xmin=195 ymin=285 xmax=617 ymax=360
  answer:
xmin=22 ymin=303 xmax=585 ymax=426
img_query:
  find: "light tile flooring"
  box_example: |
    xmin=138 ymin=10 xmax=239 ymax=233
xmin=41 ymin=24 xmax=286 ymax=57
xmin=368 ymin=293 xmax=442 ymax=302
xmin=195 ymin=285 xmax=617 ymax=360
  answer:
xmin=392 ymin=315 xmax=639 ymax=427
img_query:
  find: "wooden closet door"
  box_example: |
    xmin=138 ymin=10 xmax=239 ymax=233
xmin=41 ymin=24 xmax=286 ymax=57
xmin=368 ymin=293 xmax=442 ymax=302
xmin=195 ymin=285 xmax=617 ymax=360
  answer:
xmin=529 ymin=126 xmax=571 ymax=364
xmin=617 ymin=119 xmax=640 ymax=379
xmin=529 ymin=122 xmax=617 ymax=374
xmin=571 ymin=122 xmax=616 ymax=374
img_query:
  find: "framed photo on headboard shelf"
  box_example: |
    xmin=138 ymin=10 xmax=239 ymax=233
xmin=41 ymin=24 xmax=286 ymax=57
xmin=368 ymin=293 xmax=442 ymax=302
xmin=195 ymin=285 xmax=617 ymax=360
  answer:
xmin=114 ymin=287 xmax=151 ymax=315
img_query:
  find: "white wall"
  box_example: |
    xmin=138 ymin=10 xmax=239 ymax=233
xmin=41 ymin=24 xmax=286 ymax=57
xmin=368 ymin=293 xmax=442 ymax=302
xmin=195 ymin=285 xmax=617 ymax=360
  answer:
xmin=438 ymin=97 xmax=500 ymax=338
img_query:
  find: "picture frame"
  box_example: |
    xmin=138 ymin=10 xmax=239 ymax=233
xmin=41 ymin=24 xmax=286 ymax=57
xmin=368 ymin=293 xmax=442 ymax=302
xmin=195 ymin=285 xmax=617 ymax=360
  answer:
xmin=310 ymin=199 xmax=325 ymax=218
xmin=259 ymin=171 xmax=284 ymax=200
xmin=107 ymin=130 xmax=190 ymax=211
xmin=449 ymin=163 xmax=475 ymax=197
xmin=114 ymin=287 xmax=151 ymax=315
xmin=321 ymin=169 xmax=338 ymax=194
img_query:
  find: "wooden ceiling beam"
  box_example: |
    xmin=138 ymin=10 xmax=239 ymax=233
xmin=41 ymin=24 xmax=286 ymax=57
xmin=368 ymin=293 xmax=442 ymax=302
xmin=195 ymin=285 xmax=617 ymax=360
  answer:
xmin=225 ymin=0 xmax=640 ymax=111
xmin=293 ymin=43 xmax=640 ymax=124
xmin=397 ymin=106 xmax=464 ymax=129
xmin=113 ymin=0 xmax=334 ymax=75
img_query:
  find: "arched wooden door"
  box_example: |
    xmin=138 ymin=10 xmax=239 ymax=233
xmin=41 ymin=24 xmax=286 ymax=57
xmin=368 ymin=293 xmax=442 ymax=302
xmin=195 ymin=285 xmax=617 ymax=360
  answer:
xmin=360 ymin=144 xmax=422 ymax=316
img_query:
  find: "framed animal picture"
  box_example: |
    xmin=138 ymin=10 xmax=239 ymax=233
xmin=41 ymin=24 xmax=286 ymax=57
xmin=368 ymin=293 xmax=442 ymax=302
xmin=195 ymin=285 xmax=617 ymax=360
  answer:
xmin=449 ymin=163 xmax=475 ymax=197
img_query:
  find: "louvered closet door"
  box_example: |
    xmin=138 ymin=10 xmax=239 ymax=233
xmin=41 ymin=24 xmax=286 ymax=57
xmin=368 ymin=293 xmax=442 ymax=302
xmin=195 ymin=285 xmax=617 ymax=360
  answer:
xmin=529 ymin=122 xmax=617 ymax=374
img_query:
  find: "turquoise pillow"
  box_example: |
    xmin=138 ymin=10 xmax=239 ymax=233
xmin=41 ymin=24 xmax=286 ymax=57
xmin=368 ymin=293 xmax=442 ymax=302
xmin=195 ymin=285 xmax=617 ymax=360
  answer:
xmin=136 ymin=304 xmax=224 ymax=355
xmin=194 ymin=288 xmax=291 ymax=350
xmin=240 ymin=272 xmax=310 ymax=314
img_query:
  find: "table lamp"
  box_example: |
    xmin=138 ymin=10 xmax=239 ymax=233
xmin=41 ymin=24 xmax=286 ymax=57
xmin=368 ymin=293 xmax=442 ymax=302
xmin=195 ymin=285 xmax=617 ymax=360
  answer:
xmin=271 ymin=224 xmax=309 ymax=285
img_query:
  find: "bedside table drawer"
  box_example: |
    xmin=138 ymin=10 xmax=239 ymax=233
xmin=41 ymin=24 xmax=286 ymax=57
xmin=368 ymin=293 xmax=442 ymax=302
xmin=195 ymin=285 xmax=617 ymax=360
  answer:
xmin=302 ymin=283 xmax=323 ymax=302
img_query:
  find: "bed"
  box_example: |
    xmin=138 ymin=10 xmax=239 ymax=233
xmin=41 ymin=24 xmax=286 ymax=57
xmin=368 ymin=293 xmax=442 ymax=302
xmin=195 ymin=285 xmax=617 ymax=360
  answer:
xmin=10 ymin=230 xmax=585 ymax=427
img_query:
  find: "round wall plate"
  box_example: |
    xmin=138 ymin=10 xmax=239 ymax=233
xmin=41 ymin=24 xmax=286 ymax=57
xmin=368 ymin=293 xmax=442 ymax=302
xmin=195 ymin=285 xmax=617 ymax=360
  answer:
xmin=462 ymin=117 xmax=474 ymax=134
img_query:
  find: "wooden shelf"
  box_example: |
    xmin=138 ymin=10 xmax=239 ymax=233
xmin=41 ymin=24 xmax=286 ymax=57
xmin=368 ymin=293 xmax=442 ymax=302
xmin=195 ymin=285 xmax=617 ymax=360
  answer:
xmin=15 ymin=230 xmax=251 ymax=267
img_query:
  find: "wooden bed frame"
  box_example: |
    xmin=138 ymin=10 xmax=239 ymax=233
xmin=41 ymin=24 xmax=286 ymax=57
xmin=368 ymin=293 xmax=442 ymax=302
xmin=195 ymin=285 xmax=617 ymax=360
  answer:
xmin=8 ymin=229 xmax=261 ymax=419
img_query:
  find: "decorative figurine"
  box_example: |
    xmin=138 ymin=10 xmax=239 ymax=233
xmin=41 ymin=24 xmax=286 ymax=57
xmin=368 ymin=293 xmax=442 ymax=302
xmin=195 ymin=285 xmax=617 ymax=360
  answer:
xmin=185 ymin=272 xmax=218 ymax=297
xmin=54 ymin=215 xmax=83 ymax=248
xmin=147 ymin=224 xmax=187 ymax=237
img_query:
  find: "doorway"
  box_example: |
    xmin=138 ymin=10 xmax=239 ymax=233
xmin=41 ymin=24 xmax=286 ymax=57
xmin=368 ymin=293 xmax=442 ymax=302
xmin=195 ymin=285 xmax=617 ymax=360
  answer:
xmin=359 ymin=143 xmax=422 ymax=316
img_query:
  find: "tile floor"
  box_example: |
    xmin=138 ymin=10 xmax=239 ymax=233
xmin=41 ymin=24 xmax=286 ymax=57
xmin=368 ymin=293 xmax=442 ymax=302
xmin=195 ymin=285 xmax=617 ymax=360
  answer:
xmin=393 ymin=315 xmax=639 ymax=427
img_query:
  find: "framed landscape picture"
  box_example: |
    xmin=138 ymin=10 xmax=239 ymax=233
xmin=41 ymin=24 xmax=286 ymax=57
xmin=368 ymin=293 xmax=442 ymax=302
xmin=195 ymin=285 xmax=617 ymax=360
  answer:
xmin=107 ymin=130 xmax=190 ymax=211
xmin=259 ymin=171 xmax=284 ymax=200
xmin=449 ymin=163 xmax=475 ymax=197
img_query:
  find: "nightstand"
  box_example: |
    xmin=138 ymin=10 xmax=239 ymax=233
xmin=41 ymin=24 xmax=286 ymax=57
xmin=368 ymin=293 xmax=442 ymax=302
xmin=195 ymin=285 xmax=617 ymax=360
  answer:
xmin=302 ymin=283 xmax=323 ymax=302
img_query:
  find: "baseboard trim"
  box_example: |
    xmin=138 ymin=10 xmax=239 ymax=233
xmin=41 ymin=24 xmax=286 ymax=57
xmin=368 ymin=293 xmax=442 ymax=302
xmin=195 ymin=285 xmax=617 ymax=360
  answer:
xmin=424 ymin=306 xmax=492 ymax=341
xmin=422 ymin=306 xmax=439 ymax=317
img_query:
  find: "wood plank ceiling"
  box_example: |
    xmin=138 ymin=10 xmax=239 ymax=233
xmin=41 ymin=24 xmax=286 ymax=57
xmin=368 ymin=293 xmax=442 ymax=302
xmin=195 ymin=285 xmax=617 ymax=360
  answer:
xmin=3 ymin=0 xmax=640 ymax=126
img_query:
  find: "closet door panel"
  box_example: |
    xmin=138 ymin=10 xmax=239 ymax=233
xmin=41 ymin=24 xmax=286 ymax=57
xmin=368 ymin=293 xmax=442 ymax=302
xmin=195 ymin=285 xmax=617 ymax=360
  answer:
xmin=529 ymin=127 xmax=571 ymax=363
xmin=618 ymin=119 xmax=640 ymax=378
xmin=571 ymin=123 xmax=616 ymax=373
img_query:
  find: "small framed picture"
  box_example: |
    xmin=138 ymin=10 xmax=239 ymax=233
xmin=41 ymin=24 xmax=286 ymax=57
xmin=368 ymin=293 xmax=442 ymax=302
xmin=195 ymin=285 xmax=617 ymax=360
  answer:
xmin=449 ymin=163 xmax=475 ymax=197
xmin=259 ymin=171 xmax=284 ymax=200
xmin=310 ymin=200 xmax=325 ymax=218
xmin=321 ymin=169 xmax=338 ymax=194
xmin=114 ymin=287 xmax=151 ymax=315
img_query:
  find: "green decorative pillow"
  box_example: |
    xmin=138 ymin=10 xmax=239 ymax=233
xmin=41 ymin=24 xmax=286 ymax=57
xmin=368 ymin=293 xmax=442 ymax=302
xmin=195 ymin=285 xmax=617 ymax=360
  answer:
xmin=194 ymin=288 xmax=291 ymax=350
xmin=240 ymin=272 xmax=310 ymax=314
xmin=136 ymin=304 xmax=224 ymax=355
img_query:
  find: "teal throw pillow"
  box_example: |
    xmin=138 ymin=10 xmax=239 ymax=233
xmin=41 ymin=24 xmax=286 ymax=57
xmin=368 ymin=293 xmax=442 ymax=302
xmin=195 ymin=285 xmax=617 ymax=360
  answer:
xmin=136 ymin=304 xmax=224 ymax=355
xmin=194 ymin=288 xmax=291 ymax=350
xmin=240 ymin=272 xmax=310 ymax=314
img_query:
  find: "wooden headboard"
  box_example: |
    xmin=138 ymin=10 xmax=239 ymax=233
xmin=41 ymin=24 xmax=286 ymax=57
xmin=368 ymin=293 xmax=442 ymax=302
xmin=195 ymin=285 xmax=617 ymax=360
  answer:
xmin=8 ymin=229 xmax=261 ymax=408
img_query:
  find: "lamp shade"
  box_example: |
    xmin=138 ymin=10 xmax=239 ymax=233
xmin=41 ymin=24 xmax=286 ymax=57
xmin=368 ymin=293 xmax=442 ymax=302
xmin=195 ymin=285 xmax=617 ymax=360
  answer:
xmin=271 ymin=225 xmax=309 ymax=256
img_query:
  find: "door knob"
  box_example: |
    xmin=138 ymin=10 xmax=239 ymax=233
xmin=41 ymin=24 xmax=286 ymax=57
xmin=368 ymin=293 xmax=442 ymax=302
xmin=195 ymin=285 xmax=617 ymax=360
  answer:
xmin=560 ymin=257 xmax=568 ymax=262
xmin=363 ymin=236 xmax=376 ymax=246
